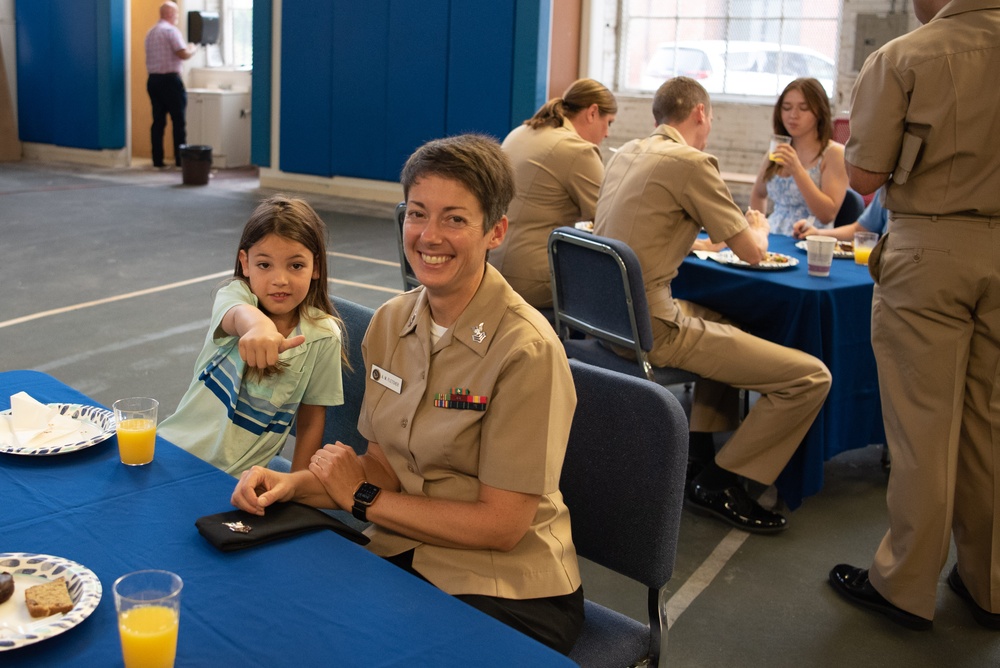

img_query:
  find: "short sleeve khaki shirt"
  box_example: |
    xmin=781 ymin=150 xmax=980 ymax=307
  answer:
xmin=847 ymin=0 xmax=1000 ymax=216
xmin=490 ymin=119 xmax=604 ymax=304
xmin=357 ymin=265 xmax=581 ymax=599
xmin=594 ymin=124 xmax=746 ymax=319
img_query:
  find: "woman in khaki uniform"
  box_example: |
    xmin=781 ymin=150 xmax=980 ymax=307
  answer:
xmin=489 ymin=79 xmax=616 ymax=307
xmin=232 ymin=135 xmax=584 ymax=653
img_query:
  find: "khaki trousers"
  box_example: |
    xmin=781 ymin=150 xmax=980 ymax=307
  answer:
xmin=868 ymin=215 xmax=1000 ymax=619
xmin=649 ymin=299 xmax=831 ymax=486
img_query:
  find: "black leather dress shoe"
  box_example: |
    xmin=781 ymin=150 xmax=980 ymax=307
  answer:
xmin=947 ymin=565 xmax=1000 ymax=629
xmin=828 ymin=564 xmax=932 ymax=630
xmin=687 ymin=481 xmax=787 ymax=533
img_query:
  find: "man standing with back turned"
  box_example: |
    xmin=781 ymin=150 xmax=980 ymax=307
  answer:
xmin=145 ymin=2 xmax=196 ymax=168
xmin=595 ymin=77 xmax=831 ymax=534
xmin=829 ymin=0 xmax=1000 ymax=631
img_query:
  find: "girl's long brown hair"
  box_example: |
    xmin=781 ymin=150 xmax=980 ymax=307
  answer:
xmin=233 ymin=195 xmax=349 ymax=374
xmin=763 ymin=77 xmax=833 ymax=182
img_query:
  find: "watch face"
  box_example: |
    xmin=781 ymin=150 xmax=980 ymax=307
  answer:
xmin=355 ymin=482 xmax=380 ymax=504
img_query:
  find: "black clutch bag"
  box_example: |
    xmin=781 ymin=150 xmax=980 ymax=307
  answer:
xmin=195 ymin=501 xmax=369 ymax=551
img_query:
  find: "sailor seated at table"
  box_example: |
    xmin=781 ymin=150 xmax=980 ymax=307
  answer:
xmin=792 ymin=186 xmax=889 ymax=240
xmin=594 ymin=76 xmax=832 ymax=533
xmin=231 ymin=134 xmax=584 ymax=655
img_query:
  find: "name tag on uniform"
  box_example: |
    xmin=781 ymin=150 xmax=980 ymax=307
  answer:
xmin=370 ymin=364 xmax=402 ymax=394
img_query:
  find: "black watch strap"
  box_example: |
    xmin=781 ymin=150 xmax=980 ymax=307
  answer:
xmin=352 ymin=482 xmax=381 ymax=522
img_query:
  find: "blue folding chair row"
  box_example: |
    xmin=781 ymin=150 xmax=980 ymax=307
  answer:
xmin=548 ymin=225 xmax=700 ymax=387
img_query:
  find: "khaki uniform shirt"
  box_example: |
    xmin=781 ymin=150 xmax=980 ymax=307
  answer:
xmin=358 ymin=264 xmax=581 ymax=599
xmin=489 ymin=118 xmax=604 ymax=306
xmin=847 ymin=0 xmax=1000 ymax=216
xmin=594 ymin=124 xmax=747 ymax=322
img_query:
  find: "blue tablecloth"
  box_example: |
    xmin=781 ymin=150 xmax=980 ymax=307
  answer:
xmin=672 ymin=235 xmax=885 ymax=508
xmin=0 ymin=370 xmax=574 ymax=667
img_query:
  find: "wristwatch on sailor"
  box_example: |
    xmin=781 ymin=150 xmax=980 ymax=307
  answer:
xmin=352 ymin=481 xmax=381 ymax=522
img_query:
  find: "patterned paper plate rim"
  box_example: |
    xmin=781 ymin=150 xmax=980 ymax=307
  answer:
xmin=0 ymin=404 xmax=115 ymax=456
xmin=0 ymin=552 xmax=103 ymax=651
xmin=712 ymin=250 xmax=799 ymax=270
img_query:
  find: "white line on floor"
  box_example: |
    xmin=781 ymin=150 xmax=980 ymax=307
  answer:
xmin=665 ymin=529 xmax=751 ymax=629
xmin=328 ymin=251 xmax=401 ymax=267
xmin=0 ymin=272 xmax=402 ymax=330
xmin=35 ymin=320 xmax=210 ymax=372
xmin=329 ymin=278 xmax=402 ymax=295
xmin=665 ymin=487 xmax=778 ymax=629
xmin=0 ymin=271 xmax=233 ymax=330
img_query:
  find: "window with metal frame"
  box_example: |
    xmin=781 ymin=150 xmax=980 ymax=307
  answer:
xmin=614 ymin=0 xmax=842 ymax=100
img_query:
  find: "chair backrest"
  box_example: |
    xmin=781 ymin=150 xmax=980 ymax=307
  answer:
xmin=562 ymin=359 xmax=689 ymax=664
xmin=394 ymin=201 xmax=421 ymax=291
xmin=323 ymin=296 xmax=375 ymax=455
xmin=834 ymin=189 xmax=865 ymax=227
xmin=548 ymin=226 xmax=654 ymax=359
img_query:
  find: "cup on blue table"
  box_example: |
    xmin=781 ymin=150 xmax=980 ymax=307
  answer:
xmin=806 ymin=235 xmax=836 ymax=277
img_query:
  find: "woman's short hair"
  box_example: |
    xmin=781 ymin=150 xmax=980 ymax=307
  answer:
xmin=652 ymin=76 xmax=710 ymax=126
xmin=525 ymin=78 xmax=617 ymax=130
xmin=400 ymin=134 xmax=515 ymax=233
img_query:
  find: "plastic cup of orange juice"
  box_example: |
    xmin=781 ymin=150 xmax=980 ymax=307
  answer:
xmin=113 ymin=397 xmax=159 ymax=465
xmin=114 ymin=570 xmax=182 ymax=668
xmin=853 ymin=231 xmax=879 ymax=266
xmin=769 ymin=134 xmax=792 ymax=162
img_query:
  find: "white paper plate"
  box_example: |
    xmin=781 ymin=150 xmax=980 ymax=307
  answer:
xmin=711 ymin=250 xmax=799 ymax=270
xmin=0 ymin=403 xmax=115 ymax=456
xmin=0 ymin=553 xmax=103 ymax=651
xmin=794 ymin=239 xmax=854 ymax=259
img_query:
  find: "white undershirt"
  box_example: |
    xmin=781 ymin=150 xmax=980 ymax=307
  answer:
xmin=429 ymin=320 xmax=448 ymax=346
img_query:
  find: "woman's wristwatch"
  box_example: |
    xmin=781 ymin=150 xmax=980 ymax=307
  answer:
xmin=352 ymin=482 xmax=381 ymax=522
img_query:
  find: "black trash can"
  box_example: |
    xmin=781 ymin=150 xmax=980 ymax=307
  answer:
xmin=180 ymin=144 xmax=212 ymax=185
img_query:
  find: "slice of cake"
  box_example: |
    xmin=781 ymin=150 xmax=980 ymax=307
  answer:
xmin=24 ymin=576 xmax=74 ymax=618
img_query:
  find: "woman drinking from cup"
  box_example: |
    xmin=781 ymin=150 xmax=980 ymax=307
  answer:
xmin=750 ymin=77 xmax=848 ymax=236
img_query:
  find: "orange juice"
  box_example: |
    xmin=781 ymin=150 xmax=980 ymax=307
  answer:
xmin=854 ymin=247 xmax=873 ymax=265
xmin=119 ymin=605 xmax=178 ymax=668
xmin=117 ymin=418 xmax=156 ymax=465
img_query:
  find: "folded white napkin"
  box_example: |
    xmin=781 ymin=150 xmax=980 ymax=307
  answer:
xmin=692 ymin=250 xmax=721 ymax=261
xmin=0 ymin=392 xmax=80 ymax=449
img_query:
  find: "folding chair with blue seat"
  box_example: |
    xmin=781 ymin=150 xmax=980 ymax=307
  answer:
xmin=563 ymin=359 xmax=689 ymax=667
xmin=833 ymin=188 xmax=865 ymax=227
xmin=322 ymin=296 xmax=376 ymax=455
xmin=394 ymin=202 xmax=421 ymax=291
xmin=314 ymin=296 xmax=377 ymax=530
xmin=547 ymin=225 xmax=699 ymax=387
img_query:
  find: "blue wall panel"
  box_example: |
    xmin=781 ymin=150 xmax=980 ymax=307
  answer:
xmin=273 ymin=0 xmax=548 ymax=182
xmin=251 ymin=0 xmax=273 ymax=167
xmin=511 ymin=0 xmax=550 ymax=125
xmin=385 ymin=0 xmax=449 ymax=180
xmin=15 ymin=0 xmax=124 ymax=150
xmin=279 ymin=1 xmax=334 ymax=176
xmin=446 ymin=1 xmax=516 ymax=139
xmin=330 ymin=1 xmax=389 ymax=180
xmin=96 ymin=0 xmax=126 ymax=149
xmin=14 ymin=0 xmax=53 ymax=144
xmin=53 ymin=2 xmax=99 ymax=147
